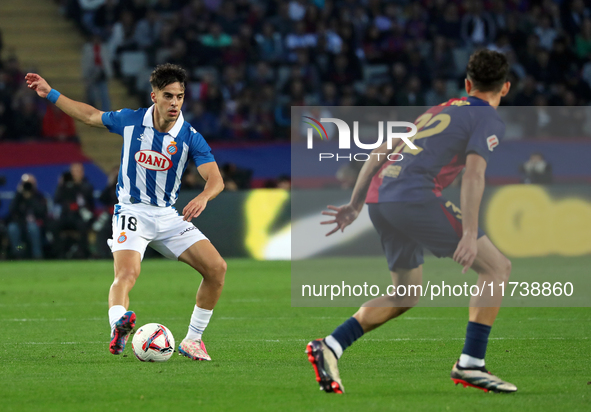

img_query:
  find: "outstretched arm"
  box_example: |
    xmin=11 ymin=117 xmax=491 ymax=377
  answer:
xmin=182 ymin=162 xmax=225 ymax=221
xmin=25 ymin=73 xmax=105 ymax=128
xmin=321 ymin=142 xmax=394 ymax=236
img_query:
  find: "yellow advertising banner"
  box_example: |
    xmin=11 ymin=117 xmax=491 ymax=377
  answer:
xmin=486 ymin=185 xmax=591 ymax=257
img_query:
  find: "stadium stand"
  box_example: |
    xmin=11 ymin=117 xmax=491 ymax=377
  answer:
xmin=4 ymin=0 xmax=591 ymax=149
xmin=2 ymin=0 xmax=591 ymax=259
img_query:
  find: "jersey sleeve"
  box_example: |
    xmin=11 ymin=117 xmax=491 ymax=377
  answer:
xmin=101 ymin=109 xmax=135 ymax=135
xmin=465 ymin=112 xmax=505 ymax=162
xmin=189 ymin=128 xmax=215 ymax=166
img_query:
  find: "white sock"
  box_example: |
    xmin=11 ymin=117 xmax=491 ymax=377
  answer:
xmin=458 ymin=353 xmax=485 ymax=368
xmin=185 ymin=305 xmax=213 ymax=341
xmin=108 ymin=305 xmax=127 ymax=334
xmin=324 ymin=335 xmax=343 ymax=359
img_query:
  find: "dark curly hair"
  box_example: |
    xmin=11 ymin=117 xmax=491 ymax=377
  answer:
xmin=149 ymin=63 xmax=187 ymax=91
xmin=466 ymin=49 xmax=509 ymax=93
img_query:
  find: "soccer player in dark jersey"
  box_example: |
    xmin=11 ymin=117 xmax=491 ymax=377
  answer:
xmin=306 ymin=49 xmax=517 ymax=394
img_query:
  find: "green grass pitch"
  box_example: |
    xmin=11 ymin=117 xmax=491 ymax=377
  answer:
xmin=1 ymin=257 xmax=590 ymax=411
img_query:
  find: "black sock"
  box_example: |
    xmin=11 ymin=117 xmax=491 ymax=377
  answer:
xmin=462 ymin=321 xmax=491 ymax=360
xmin=326 ymin=317 xmax=364 ymax=358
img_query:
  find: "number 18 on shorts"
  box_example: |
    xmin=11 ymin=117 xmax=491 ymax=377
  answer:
xmin=110 ymin=203 xmax=208 ymax=260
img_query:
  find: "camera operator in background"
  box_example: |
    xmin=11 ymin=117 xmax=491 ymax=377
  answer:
xmin=54 ymin=162 xmax=95 ymax=258
xmin=92 ymin=166 xmax=118 ymax=258
xmin=7 ymin=174 xmax=48 ymax=259
xmin=519 ymin=152 xmax=553 ymax=184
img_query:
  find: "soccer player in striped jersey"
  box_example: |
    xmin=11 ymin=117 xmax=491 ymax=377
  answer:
xmin=26 ymin=64 xmax=226 ymax=361
xmin=307 ymin=50 xmax=517 ymax=393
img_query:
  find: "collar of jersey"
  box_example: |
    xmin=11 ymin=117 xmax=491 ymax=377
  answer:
xmin=142 ymin=104 xmax=184 ymax=137
xmin=465 ymin=96 xmax=491 ymax=106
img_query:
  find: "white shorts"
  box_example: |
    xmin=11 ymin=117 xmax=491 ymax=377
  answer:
xmin=109 ymin=203 xmax=208 ymax=260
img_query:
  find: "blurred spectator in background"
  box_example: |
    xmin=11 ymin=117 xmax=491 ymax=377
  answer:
xmin=255 ymin=22 xmax=284 ymax=64
xmin=565 ymin=70 xmax=591 ymax=104
xmin=285 ymin=21 xmax=317 ymax=61
xmin=461 ymin=0 xmax=496 ymax=48
xmin=202 ymin=81 xmax=224 ymax=114
xmin=520 ymin=152 xmax=553 ymax=184
xmin=108 ymin=10 xmax=137 ymax=61
xmin=575 ymin=18 xmax=591 ymax=60
xmin=277 ymin=174 xmax=291 ymax=190
xmin=181 ymin=162 xmax=206 ymax=190
xmin=221 ymin=163 xmax=252 ymax=190
xmin=429 ymin=36 xmax=457 ymax=79
xmin=336 ymin=160 xmax=363 ymax=189
xmin=53 ymin=163 xmax=95 ymax=258
xmin=397 ymin=75 xmax=426 ymax=106
xmin=4 ymin=56 xmax=24 ymax=90
xmin=78 ymin=0 xmax=107 ymax=35
xmin=134 ymin=8 xmax=163 ymax=53
xmin=535 ymin=14 xmax=558 ymax=51
xmin=327 ymin=54 xmax=357 ymax=87
xmin=187 ymin=100 xmax=221 ymax=138
xmin=201 ymin=22 xmax=232 ymax=48
xmin=42 ymin=103 xmax=78 ymax=142
xmin=514 ymin=75 xmax=539 ymax=106
xmin=436 ymin=3 xmax=462 ymax=46
xmin=425 ymin=78 xmax=450 ymax=106
xmin=82 ymin=34 xmax=113 ymax=111
xmin=319 ymin=82 xmax=338 ymax=106
xmin=12 ymin=96 xmax=42 ymax=141
xmin=361 ymin=84 xmax=380 ymax=106
xmin=0 ymin=71 xmax=11 ymax=141
xmin=92 ymin=166 xmax=118 ymax=258
xmin=562 ymin=0 xmax=589 ymax=39
xmin=93 ymin=0 xmax=121 ymax=39
xmin=527 ymin=48 xmax=563 ymax=85
xmin=7 ymin=174 xmax=47 ymax=259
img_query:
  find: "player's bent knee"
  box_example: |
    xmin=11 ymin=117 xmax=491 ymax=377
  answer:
xmin=502 ymin=257 xmax=512 ymax=283
xmin=385 ymin=293 xmax=419 ymax=310
xmin=114 ymin=267 xmax=140 ymax=287
xmin=212 ymin=258 xmax=227 ymax=277
xmin=408 ymin=293 xmax=421 ymax=308
xmin=219 ymin=259 xmax=228 ymax=275
xmin=398 ymin=295 xmax=420 ymax=311
xmin=488 ymin=256 xmax=511 ymax=284
xmin=203 ymin=258 xmax=226 ymax=286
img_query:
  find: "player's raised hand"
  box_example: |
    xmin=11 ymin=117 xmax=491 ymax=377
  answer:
xmin=321 ymin=203 xmax=359 ymax=236
xmin=183 ymin=195 xmax=208 ymax=221
xmin=25 ymin=73 xmax=51 ymax=98
xmin=453 ymin=234 xmax=478 ymax=274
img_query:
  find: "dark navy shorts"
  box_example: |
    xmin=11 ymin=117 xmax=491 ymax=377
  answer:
xmin=367 ymin=198 xmax=486 ymax=271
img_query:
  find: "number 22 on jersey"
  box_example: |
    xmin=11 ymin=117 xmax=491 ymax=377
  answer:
xmin=402 ymin=113 xmax=451 ymax=155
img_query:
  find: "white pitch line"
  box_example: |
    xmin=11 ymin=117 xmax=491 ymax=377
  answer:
xmin=363 ymin=337 xmax=590 ymax=342
xmin=3 ymin=316 xmax=589 ymax=323
xmin=3 ymin=318 xmax=103 ymax=322
xmin=5 ymin=318 xmax=66 ymax=322
xmin=0 ymin=298 xmax=268 ymax=308
xmin=13 ymin=336 xmax=589 ymax=345
xmin=18 ymin=341 xmax=105 ymax=345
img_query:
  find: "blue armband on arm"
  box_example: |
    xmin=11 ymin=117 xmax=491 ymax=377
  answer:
xmin=47 ymin=89 xmax=61 ymax=104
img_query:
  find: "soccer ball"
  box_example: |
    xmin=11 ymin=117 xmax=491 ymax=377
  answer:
xmin=132 ymin=323 xmax=175 ymax=362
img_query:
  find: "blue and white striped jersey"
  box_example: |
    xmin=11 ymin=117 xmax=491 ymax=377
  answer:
xmin=102 ymin=105 xmax=215 ymax=207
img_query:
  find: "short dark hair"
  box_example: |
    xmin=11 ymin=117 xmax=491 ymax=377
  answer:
xmin=466 ymin=49 xmax=509 ymax=93
xmin=150 ymin=63 xmax=187 ymax=91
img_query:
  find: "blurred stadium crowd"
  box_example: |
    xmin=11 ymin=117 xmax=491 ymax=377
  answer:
xmin=3 ymin=0 xmax=591 ymax=143
xmin=2 ymin=0 xmax=591 ymax=259
xmin=0 ymin=53 xmax=79 ymax=142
